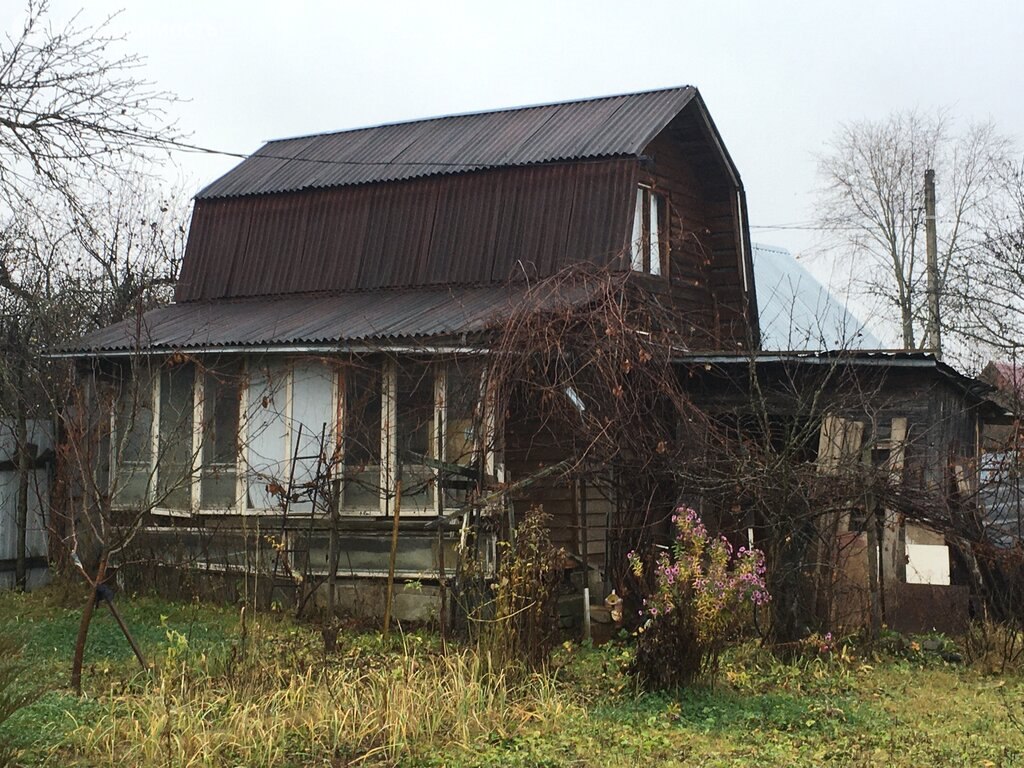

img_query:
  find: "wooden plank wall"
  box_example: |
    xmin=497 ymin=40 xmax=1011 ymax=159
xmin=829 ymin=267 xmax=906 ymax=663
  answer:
xmin=638 ymin=124 xmax=750 ymax=350
xmin=505 ymin=414 xmax=609 ymax=578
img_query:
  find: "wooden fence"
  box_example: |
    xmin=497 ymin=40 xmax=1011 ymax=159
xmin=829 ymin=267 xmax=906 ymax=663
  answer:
xmin=0 ymin=419 xmax=52 ymax=590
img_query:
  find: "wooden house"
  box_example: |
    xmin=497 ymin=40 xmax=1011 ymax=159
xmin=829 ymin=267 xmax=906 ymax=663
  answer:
xmin=59 ymin=86 xmax=1006 ymax=631
xmin=61 ymin=87 xmax=757 ymax=618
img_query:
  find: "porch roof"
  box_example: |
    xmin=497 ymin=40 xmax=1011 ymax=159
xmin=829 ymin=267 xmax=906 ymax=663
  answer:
xmin=57 ymin=282 xmax=596 ymax=356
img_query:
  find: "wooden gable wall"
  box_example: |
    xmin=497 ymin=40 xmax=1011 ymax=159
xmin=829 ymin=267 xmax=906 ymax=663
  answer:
xmin=631 ymin=108 xmax=755 ymax=350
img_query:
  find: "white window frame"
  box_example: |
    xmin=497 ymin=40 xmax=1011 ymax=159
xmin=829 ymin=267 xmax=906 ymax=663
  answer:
xmin=148 ymin=362 xmax=200 ymax=518
xmin=107 ymin=370 xmax=158 ymax=511
xmin=630 ymin=184 xmax=667 ymax=276
xmin=336 ymin=361 xmax=386 ymax=518
xmin=144 ymin=355 xmax=496 ymax=521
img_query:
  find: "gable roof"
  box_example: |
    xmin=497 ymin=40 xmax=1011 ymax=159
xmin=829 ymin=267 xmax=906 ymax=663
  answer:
xmin=197 ymin=86 xmax=697 ymax=199
xmin=752 ymin=243 xmax=882 ymax=351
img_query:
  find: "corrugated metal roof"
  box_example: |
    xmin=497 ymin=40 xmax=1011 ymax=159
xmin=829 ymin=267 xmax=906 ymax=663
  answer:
xmin=676 ymin=350 xmax=1005 ymax=407
xmin=176 ymin=159 xmax=638 ymax=302
xmin=752 ymin=243 xmax=882 ymax=351
xmin=62 ymin=283 xmax=599 ymax=355
xmin=197 ymin=87 xmax=696 ymax=199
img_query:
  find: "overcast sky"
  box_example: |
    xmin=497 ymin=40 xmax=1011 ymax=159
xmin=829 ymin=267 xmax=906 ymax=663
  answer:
xmin=9 ymin=1 xmax=1023 ymax=344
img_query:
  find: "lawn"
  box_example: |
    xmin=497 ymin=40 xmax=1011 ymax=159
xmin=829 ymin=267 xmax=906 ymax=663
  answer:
xmin=0 ymin=582 xmax=1022 ymax=767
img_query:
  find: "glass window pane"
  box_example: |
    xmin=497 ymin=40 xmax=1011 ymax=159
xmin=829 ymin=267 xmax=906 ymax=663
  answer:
xmin=649 ymin=193 xmax=662 ymax=276
xmin=397 ymin=361 xmax=435 ymax=513
xmin=343 ymin=362 xmax=381 ymax=511
xmin=157 ymin=363 xmax=194 ymax=510
xmin=443 ymin=363 xmax=481 ymax=510
xmin=111 ymin=369 xmax=154 ymax=507
xmin=202 ymin=364 xmax=241 ymax=509
xmin=630 ymin=187 xmax=645 ymax=271
xmin=291 ymin=359 xmax=337 ymax=513
xmin=245 ymin=361 xmax=289 ymax=510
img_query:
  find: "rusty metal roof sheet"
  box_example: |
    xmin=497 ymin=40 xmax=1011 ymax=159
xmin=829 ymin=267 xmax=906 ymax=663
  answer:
xmin=197 ymin=87 xmax=696 ymax=199
xmin=62 ymin=283 xmax=599 ymax=355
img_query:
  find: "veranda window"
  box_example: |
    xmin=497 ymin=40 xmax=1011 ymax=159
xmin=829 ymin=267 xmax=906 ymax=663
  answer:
xmin=393 ymin=360 xmax=438 ymax=514
xmin=245 ymin=360 xmax=289 ymax=510
xmin=155 ymin=363 xmax=195 ymax=510
xmin=290 ymin=359 xmax=338 ymax=513
xmin=110 ymin=368 xmax=155 ymax=508
xmin=200 ymin=364 xmax=242 ymax=510
xmin=342 ymin=362 xmax=383 ymax=512
xmin=442 ymin=363 xmax=483 ymax=510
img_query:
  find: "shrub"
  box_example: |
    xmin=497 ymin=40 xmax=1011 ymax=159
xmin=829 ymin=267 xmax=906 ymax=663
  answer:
xmin=479 ymin=507 xmax=565 ymax=671
xmin=628 ymin=507 xmax=769 ymax=689
xmin=964 ymin=619 xmax=1024 ymax=675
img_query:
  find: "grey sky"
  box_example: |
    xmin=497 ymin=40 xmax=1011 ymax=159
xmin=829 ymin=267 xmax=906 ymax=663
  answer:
xmin=9 ymin=1 xmax=1023 ymax=344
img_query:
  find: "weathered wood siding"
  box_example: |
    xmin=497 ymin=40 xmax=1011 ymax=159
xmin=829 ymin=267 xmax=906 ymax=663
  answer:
xmin=504 ymin=414 xmax=609 ymax=576
xmin=631 ymin=112 xmax=753 ymax=349
xmin=0 ymin=420 xmax=52 ymax=591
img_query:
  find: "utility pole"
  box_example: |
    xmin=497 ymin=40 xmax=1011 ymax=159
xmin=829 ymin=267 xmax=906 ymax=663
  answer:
xmin=924 ymin=169 xmax=942 ymax=358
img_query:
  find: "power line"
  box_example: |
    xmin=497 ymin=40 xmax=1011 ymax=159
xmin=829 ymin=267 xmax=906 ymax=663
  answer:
xmin=164 ymin=136 xmax=579 ymax=172
xmin=158 ymin=139 xmax=956 ymax=235
xmin=750 ymin=223 xmax=862 ymax=232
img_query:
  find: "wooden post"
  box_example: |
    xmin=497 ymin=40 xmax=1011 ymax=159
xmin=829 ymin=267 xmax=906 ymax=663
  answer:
xmin=71 ymin=555 xmax=107 ymax=694
xmin=924 ymin=169 xmax=942 ymax=358
xmin=382 ymin=480 xmax=402 ymax=638
xmin=14 ymin=395 xmax=29 ymax=591
xmin=578 ymin=477 xmax=591 ymax=642
xmin=102 ymin=594 xmax=149 ymax=673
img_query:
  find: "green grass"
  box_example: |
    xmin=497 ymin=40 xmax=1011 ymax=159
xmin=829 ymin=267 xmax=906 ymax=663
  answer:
xmin=1 ymin=582 xmax=1023 ymax=767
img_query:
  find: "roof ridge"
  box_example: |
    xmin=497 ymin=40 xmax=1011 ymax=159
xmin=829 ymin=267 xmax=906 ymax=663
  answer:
xmin=196 ymin=85 xmax=700 ymax=200
xmin=262 ymin=85 xmax=695 ymax=145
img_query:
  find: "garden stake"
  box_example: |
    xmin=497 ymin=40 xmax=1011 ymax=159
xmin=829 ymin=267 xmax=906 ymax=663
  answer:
xmin=383 ymin=480 xmax=402 ymax=638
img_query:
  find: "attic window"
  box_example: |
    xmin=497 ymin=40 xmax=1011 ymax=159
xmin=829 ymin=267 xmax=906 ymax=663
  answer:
xmin=630 ymin=186 xmax=665 ymax=276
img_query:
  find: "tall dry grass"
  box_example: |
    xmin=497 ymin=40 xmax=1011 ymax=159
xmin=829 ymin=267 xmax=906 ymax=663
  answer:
xmin=59 ymin=635 xmax=581 ymax=767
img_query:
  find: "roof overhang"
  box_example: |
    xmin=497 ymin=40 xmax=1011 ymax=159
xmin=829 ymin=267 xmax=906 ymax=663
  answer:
xmin=52 ymin=282 xmax=602 ymax=359
xmin=675 ymin=350 xmax=1013 ymax=422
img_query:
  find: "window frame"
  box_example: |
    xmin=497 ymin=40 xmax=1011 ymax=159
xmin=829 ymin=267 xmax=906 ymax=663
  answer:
xmin=108 ymin=368 xmax=158 ymax=511
xmin=149 ymin=360 xmax=199 ymax=517
xmin=142 ymin=354 xmax=492 ymax=520
xmin=629 ymin=184 xmax=667 ymax=277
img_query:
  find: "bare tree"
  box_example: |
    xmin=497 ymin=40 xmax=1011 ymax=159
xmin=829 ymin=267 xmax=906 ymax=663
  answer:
xmin=0 ymin=1 xmax=182 ymax=217
xmin=816 ymin=110 xmax=1012 ymax=355
xmin=947 ymin=158 xmax=1024 ymax=357
xmin=0 ymin=175 xmax=188 ymax=590
xmin=0 ymin=1 xmax=187 ymax=592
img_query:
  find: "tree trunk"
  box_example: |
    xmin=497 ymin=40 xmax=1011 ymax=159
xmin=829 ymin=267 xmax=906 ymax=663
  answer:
xmin=14 ymin=397 xmax=29 ymax=591
xmin=900 ymin=301 xmax=916 ymax=350
xmin=865 ymin=504 xmax=882 ymax=641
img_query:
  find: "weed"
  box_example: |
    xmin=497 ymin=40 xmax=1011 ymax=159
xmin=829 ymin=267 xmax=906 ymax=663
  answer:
xmin=3 ymin=584 xmax=1024 ymax=767
xmin=474 ymin=508 xmax=564 ymax=672
xmin=0 ymin=634 xmax=39 ymax=768
xmin=964 ymin=619 xmax=1024 ymax=674
xmin=628 ymin=507 xmax=768 ymax=689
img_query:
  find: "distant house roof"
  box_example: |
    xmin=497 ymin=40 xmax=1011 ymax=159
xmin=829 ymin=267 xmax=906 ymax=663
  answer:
xmin=981 ymin=361 xmax=1024 ymax=403
xmin=752 ymin=243 xmax=881 ymax=351
xmin=197 ymin=86 xmax=698 ymax=199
